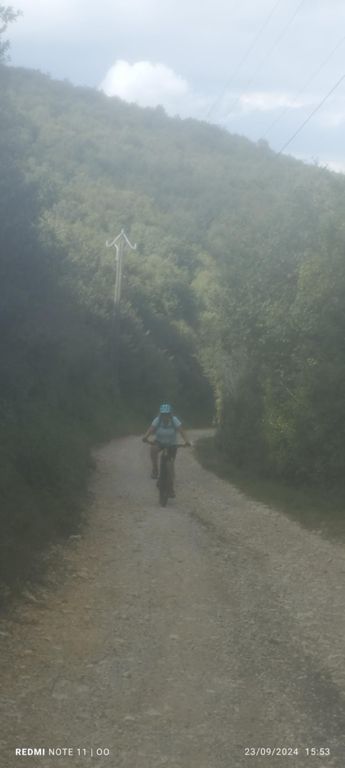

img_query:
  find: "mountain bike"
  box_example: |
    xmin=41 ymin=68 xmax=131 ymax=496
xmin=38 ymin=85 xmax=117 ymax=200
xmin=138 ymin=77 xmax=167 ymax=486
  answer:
xmin=146 ymin=442 xmax=189 ymax=507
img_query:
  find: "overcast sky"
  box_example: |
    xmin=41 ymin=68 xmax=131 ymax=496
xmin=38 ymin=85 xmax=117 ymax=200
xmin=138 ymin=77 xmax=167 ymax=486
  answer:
xmin=8 ymin=0 xmax=345 ymax=171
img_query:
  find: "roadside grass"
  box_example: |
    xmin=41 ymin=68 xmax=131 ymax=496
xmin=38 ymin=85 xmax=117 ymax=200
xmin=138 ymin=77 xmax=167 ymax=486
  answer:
xmin=195 ymin=436 xmax=345 ymax=543
xmin=0 ymin=401 xmax=146 ymax=609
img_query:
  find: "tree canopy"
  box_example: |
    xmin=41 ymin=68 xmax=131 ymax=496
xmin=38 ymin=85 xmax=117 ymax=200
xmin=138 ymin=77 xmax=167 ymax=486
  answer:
xmin=0 ymin=5 xmax=20 ymax=62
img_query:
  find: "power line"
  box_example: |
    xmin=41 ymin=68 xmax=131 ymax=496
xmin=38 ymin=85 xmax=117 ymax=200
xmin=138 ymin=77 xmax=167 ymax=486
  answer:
xmin=223 ymin=0 xmax=307 ymax=122
xmin=261 ymin=33 xmax=345 ymax=140
xmin=277 ymin=70 xmax=345 ymax=155
xmin=206 ymin=0 xmax=284 ymax=120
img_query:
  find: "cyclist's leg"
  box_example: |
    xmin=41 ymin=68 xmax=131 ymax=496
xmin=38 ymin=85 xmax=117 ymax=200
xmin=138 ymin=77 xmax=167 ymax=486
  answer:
xmin=159 ymin=449 xmax=169 ymax=505
xmin=168 ymin=446 xmax=177 ymax=496
xmin=150 ymin=442 xmax=160 ymax=478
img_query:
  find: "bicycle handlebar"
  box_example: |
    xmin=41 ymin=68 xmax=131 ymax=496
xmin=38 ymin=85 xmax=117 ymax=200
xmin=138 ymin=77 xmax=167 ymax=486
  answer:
xmin=143 ymin=438 xmax=192 ymax=447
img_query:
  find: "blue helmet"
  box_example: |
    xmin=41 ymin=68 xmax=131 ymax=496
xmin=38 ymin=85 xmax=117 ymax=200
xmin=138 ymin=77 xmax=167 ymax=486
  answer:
xmin=160 ymin=403 xmax=173 ymax=414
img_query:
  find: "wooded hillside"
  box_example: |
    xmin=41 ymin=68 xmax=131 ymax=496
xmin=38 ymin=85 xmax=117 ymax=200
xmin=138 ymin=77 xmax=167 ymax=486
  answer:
xmin=2 ymin=57 xmax=345 ymax=588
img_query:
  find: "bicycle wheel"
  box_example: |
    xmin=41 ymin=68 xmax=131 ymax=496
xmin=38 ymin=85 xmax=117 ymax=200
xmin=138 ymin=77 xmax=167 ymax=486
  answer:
xmin=159 ymin=454 xmax=168 ymax=507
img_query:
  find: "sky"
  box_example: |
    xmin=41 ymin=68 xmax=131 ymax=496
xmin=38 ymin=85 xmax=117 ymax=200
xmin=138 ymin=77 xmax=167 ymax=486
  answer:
xmin=7 ymin=0 xmax=345 ymax=171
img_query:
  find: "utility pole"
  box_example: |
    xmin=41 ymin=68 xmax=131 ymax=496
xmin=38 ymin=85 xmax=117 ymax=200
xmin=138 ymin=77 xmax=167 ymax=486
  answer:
xmin=106 ymin=229 xmax=137 ymax=383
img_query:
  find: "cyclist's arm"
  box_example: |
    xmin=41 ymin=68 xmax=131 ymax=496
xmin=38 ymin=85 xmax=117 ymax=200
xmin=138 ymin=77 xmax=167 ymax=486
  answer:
xmin=177 ymin=426 xmax=191 ymax=446
xmin=142 ymin=425 xmax=156 ymax=441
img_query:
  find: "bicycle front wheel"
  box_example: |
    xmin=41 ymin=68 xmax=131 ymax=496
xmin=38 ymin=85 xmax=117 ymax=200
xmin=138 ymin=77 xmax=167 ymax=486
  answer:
xmin=159 ymin=456 xmax=169 ymax=507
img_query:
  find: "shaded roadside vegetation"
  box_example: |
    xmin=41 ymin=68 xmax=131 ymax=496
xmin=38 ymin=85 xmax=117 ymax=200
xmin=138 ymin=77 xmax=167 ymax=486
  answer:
xmin=0 ymin=74 xmax=128 ymax=595
xmin=196 ymin=437 xmax=345 ymax=544
xmin=0 ymin=14 xmax=213 ymax=596
xmin=0 ymin=109 xmax=211 ymax=597
xmin=2 ymin=3 xmax=345 ymax=592
xmin=7 ymin=64 xmax=344 ymax=489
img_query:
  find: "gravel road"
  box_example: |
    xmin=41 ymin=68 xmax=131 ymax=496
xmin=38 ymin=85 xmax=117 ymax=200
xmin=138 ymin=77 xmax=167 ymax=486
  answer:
xmin=1 ymin=433 xmax=345 ymax=768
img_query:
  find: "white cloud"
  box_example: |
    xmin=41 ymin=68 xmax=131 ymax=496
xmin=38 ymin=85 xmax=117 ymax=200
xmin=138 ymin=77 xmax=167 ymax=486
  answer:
xmin=326 ymin=159 xmax=345 ymax=174
xmin=239 ymin=91 xmax=310 ymax=113
xmin=293 ymin=153 xmax=345 ymax=175
xmin=100 ymin=60 xmax=190 ymax=115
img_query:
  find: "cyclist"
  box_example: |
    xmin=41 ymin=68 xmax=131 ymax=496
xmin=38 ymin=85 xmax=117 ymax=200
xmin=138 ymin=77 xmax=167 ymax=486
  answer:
xmin=142 ymin=404 xmax=190 ymax=491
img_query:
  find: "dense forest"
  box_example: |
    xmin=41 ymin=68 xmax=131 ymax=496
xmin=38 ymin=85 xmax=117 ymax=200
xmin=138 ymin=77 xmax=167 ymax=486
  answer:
xmin=2 ymin=7 xmax=345 ymax=589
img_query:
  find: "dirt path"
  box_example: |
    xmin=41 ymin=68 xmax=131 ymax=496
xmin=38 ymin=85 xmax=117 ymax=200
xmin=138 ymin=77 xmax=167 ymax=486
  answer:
xmin=1 ymin=434 xmax=345 ymax=768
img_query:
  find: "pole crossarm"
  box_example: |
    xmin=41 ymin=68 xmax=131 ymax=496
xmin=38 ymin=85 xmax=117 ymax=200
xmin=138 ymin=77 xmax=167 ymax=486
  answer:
xmin=106 ymin=229 xmax=137 ymax=251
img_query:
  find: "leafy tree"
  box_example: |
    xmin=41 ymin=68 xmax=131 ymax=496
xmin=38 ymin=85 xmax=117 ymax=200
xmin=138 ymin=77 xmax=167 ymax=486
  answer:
xmin=0 ymin=4 xmax=20 ymax=62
